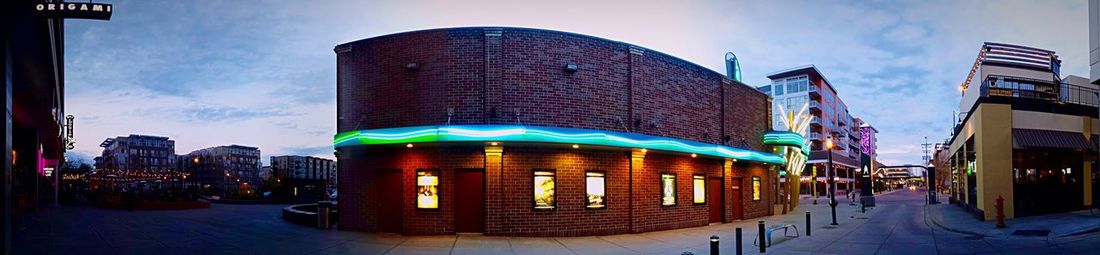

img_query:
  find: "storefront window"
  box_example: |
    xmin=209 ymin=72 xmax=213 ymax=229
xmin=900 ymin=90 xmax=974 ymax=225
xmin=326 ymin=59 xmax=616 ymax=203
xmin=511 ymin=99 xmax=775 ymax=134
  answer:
xmin=661 ymin=174 xmax=677 ymax=206
xmin=752 ymin=176 xmax=762 ymax=201
xmin=533 ymin=170 xmax=556 ymax=209
xmin=416 ymin=170 xmax=439 ymax=209
xmin=693 ymin=175 xmax=706 ymax=204
xmin=586 ymin=172 xmax=606 ymax=209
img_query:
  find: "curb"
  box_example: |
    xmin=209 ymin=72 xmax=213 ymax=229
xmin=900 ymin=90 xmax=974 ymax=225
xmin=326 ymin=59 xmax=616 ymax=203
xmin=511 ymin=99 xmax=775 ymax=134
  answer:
xmin=924 ymin=203 xmax=987 ymax=237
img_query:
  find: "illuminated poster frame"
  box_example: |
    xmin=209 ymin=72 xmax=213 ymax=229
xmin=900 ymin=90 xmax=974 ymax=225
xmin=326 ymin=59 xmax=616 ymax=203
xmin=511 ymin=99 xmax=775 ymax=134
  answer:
xmin=585 ymin=171 xmax=606 ymax=209
xmin=693 ymin=175 xmax=706 ymax=204
xmin=533 ymin=169 xmax=557 ymax=210
xmin=752 ymin=176 xmax=762 ymax=201
xmin=416 ymin=170 xmax=439 ymax=209
xmin=661 ymin=174 xmax=677 ymax=206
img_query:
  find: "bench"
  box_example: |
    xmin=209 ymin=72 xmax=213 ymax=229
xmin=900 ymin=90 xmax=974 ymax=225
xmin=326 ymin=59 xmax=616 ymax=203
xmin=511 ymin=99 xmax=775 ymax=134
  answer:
xmin=753 ymin=224 xmax=799 ymax=247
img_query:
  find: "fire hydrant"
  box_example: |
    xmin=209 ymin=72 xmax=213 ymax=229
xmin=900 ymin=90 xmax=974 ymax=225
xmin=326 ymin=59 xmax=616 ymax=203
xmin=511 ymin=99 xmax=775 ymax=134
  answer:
xmin=995 ymin=195 xmax=1006 ymax=228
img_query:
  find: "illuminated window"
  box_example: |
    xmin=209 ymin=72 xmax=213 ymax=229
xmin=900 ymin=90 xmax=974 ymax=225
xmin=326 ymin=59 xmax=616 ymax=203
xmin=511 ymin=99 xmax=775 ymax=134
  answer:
xmin=661 ymin=174 xmax=676 ymax=206
xmin=586 ymin=172 xmax=606 ymax=209
xmin=752 ymin=176 xmax=762 ymax=201
xmin=693 ymin=175 xmax=705 ymax=204
xmin=416 ymin=170 xmax=439 ymax=209
xmin=533 ymin=170 xmax=556 ymax=209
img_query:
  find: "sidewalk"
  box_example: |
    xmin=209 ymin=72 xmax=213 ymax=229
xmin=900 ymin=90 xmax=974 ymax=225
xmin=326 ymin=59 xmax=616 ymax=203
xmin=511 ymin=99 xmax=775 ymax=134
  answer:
xmin=13 ymin=199 xmax=881 ymax=254
xmin=926 ymin=193 xmax=1100 ymax=238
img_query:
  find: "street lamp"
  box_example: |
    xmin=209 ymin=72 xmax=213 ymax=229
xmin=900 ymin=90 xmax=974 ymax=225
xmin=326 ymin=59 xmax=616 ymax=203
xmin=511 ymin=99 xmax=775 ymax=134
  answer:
xmin=826 ymin=136 xmax=838 ymax=225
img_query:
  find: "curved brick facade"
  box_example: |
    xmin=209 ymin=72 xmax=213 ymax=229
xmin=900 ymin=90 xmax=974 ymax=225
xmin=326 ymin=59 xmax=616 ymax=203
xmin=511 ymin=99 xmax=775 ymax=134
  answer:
xmin=335 ymin=27 xmax=778 ymax=236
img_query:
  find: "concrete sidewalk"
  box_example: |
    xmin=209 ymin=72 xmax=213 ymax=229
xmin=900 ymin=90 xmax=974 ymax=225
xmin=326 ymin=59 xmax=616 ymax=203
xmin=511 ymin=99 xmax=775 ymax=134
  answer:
xmin=926 ymin=193 xmax=1100 ymax=239
xmin=13 ymin=196 xmax=880 ymax=254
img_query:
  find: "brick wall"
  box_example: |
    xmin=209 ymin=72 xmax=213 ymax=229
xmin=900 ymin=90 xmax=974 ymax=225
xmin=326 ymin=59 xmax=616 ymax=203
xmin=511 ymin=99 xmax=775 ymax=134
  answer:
xmin=338 ymin=146 xmax=775 ymax=236
xmin=487 ymin=147 xmax=632 ymax=236
xmin=335 ymin=27 xmax=769 ymax=148
xmin=628 ymin=153 xmax=724 ymax=233
xmin=335 ymin=27 xmax=776 ymax=236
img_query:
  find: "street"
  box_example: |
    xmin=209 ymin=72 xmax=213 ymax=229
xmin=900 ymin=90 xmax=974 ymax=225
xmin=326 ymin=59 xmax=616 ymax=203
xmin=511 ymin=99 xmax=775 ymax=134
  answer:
xmin=769 ymin=189 xmax=1099 ymax=254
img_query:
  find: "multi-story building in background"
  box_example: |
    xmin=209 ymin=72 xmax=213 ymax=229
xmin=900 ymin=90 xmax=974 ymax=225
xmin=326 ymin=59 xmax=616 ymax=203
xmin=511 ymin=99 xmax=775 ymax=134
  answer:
xmin=270 ymin=155 xmax=335 ymax=202
xmin=944 ymin=42 xmax=1097 ymax=220
xmin=180 ymin=145 xmax=262 ymax=198
xmin=757 ymin=65 xmax=868 ymax=196
xmin=94 ymin=135 xmax=177 ymax=171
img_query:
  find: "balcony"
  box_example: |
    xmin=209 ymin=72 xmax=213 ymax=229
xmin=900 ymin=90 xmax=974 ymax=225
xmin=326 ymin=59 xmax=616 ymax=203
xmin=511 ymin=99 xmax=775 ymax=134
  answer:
xmin=980 ymin=75 xmax=1099 ymax=107
xmin=808 ymin=132 xmax=822 ymax=141
xmin=810 ymin=116 xmax=822 ymax=127
xmin=808 ymin=85 xmax=821 ymax=98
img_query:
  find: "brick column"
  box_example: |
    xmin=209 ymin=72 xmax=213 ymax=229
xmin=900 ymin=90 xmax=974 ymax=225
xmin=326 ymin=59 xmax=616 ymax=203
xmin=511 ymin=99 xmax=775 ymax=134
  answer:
xmin=723 ymin=158 xmax=734 ymax=223
xmin=629 ymin=148 xmax=646 ymax=233
xmin=483 ymin=145 xmax=503 ymax=234
xmin=483 ymin=28 xmax=503 ymax=124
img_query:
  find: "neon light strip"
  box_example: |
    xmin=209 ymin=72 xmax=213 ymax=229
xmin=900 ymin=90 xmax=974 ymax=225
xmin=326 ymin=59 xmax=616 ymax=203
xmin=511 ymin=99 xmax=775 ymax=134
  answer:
xmin=334 ymin=125 xmax=785 ymax=164
xmin=762 ymin=131 xmax=809 ymax=155
xmin=762 ymin=132 xmax=804 ymax=148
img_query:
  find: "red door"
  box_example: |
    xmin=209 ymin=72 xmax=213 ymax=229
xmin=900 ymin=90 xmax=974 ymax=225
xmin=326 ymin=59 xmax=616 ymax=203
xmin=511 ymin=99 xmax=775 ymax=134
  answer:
xmin=708 ymin=177 xmax=723 ymax=223
xmin=455 ymin=169 xmax=485 ymax=233
xmin=730 ymin=177 xmax=743 ymax=220
xmin=378 ymin=170 xmax=403 ymax=233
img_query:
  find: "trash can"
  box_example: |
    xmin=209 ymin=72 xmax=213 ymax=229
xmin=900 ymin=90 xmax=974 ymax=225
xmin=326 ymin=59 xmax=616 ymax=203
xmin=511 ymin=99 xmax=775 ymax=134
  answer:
xmin=317 ymin=201 xmax=333 ymax=229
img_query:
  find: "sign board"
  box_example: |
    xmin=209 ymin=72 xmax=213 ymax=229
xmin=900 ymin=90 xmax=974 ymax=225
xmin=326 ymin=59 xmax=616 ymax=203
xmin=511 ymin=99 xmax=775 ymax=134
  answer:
xmin=36 ymin=2 xmax=113 ymax=20
xmin=860 ymin=152 xmax=875 ymax=207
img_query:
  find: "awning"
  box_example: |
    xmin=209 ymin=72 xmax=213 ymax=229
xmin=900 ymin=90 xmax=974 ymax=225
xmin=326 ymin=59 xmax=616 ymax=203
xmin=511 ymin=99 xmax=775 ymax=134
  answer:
xmin=1012 ymin=129 xmax=1091 ymax=150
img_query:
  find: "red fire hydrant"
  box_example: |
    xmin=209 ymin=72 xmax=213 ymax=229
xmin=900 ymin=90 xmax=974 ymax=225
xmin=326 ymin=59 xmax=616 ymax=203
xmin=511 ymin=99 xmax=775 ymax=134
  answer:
xmin=995 ymin=195 xmax=1006 ymax=228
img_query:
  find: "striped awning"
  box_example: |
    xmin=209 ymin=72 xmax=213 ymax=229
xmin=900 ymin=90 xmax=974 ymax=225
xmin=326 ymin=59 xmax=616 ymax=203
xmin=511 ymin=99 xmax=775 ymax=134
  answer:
xmin=1012 ymin=129 xmax=1091 ymax=150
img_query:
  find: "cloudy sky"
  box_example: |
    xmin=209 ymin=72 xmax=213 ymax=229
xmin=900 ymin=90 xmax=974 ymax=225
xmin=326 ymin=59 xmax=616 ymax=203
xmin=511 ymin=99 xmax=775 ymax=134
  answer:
xmin=63 ymin=0 xmax=1089 ymax=165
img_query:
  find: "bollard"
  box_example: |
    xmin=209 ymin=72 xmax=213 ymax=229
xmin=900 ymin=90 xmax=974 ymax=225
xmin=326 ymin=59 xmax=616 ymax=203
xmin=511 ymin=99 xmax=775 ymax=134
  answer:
xmin=995 ymin=195 xmax=1006 ymax=228
xmin=710 ymin=235 xmax=719 ymax=255
xmin=806 ymin=211 xmax=811 ymax=236
xmin=758 ymin=220 xmax=766 ymax=253
xmin=736 ymin=227 xmax=743 ymax=255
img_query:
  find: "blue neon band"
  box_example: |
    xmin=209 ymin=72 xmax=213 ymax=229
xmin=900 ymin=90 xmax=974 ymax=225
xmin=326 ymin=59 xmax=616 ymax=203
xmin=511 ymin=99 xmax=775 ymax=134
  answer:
xmin=334 ymin=125 xmax=784 ymax=164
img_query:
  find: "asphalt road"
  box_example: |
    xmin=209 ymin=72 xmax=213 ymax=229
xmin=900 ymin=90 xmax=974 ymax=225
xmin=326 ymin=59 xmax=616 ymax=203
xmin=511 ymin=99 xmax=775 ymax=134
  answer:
xmin=812 ymin=189 xmax=1099 ymax=255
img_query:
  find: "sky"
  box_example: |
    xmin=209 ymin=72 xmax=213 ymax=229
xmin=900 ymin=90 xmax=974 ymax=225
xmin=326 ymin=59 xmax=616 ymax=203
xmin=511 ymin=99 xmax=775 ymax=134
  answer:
xmin=62 ymin=0 xmax=1090 ymax=166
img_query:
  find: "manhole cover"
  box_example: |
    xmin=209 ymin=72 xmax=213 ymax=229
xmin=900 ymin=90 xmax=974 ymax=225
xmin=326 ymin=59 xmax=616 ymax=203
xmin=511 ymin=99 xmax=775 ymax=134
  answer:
xmin=964 ymin=235 xmax=983 ymax=240
xmin=1012 ymin=230 xmax=1051 ymax=237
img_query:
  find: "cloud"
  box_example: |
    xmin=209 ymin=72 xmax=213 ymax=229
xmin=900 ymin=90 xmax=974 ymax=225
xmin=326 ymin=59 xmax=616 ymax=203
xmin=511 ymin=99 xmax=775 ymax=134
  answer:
xmin=63 ymin=0 xmax=1086 ymax=168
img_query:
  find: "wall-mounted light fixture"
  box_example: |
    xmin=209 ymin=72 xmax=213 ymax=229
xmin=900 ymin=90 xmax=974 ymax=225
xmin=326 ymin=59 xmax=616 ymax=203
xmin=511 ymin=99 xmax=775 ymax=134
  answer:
xmin=406 ymin=63 xmax=419 ymax=71
xmin=565 ymin=63 xmax=578 ymax=73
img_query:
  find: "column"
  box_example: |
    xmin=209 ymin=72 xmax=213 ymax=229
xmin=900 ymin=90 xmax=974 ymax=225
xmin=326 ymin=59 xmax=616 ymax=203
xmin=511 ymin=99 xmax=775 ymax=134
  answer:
xmin=723 ymin=158 xmax=734 ymax=222
xmin=483 ymin=145 xmax=503 ymax=234
xmin=1085 ymin=158 xmax=1093 ymax=207
xmin=629 ymin=148 xmax=645 ymax=233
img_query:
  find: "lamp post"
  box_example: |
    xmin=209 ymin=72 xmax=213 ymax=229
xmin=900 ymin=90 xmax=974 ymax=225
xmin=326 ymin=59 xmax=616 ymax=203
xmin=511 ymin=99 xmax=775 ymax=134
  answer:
xmin=826 ymin=137 xmax=838 ymax=225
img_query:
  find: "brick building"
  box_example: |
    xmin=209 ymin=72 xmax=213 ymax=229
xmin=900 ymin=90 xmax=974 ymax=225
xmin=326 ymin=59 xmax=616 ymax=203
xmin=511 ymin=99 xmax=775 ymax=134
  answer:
xmin=180 ymin=145 xmax=262 ymax=198
xmin=270 ymin=155 xmax=336 ymax=201
xmin=334 ymin=27 xmax=785 ymax=236
xmin=94 ymin=134 xmax=177 ymax=172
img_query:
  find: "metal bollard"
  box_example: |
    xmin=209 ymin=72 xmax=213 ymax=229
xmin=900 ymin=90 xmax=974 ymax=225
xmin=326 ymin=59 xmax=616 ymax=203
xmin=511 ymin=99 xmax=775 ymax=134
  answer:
xmin=806 ymin=211 xmax=811 ymax=236
xmin=710 ymin=235 xmax=719 ymax=255
xmin=736 ymin=227 xmax=743 ymax=255
xmin=758 ymin=220 xmax=766 ymax=253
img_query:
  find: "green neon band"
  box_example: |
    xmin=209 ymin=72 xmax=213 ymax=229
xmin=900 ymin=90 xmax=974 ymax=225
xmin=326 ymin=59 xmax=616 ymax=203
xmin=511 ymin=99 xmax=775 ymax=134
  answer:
xmin=334 ymin=125 xmax=785 ymax=164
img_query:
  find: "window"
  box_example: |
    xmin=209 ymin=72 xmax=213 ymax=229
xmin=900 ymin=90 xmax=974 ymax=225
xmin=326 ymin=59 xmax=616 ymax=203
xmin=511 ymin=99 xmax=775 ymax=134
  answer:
xmin=693 ymin=175 xmax=706 ymax=204
xmin=533 ymin=170 xmax=556 ymax=209
xmin=585 ymin=172 xmax=606 ymax=209
xmin=752 ymin=176 xmax=762 ymax=201
xmin=661 ymin=174 xmax=677 ymax=206
xmin=416 ymin=170 xmax=439 ymax=209
xmin=774 ymin=80 xmax=785 ymax=96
